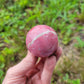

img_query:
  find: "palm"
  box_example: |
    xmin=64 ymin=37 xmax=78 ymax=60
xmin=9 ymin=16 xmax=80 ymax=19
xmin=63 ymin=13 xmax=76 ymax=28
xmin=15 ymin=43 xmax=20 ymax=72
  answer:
xmin=3 ymin=48 xmax=62 ymax=84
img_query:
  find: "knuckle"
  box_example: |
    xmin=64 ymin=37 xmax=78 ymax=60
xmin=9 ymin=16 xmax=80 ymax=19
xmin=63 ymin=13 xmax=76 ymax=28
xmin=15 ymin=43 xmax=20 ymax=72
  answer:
xmin=7 ymin=67 xmax=13 ymax=75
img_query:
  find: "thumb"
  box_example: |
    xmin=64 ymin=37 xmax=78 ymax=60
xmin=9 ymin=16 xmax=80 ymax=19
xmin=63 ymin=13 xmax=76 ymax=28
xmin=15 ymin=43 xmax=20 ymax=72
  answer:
xmin=7 ymin=51 xmax=38 ymax=75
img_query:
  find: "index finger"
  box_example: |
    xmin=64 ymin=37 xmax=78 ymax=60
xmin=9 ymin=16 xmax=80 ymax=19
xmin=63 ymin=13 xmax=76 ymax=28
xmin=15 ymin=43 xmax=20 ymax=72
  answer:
xmin=7 ymin=51 xmax=38 ymax=75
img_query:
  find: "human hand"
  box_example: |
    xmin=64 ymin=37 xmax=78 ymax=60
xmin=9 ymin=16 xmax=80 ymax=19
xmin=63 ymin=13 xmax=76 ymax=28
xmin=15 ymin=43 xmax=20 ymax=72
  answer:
xmin=2 ymin=47 xmax=62 ymax=84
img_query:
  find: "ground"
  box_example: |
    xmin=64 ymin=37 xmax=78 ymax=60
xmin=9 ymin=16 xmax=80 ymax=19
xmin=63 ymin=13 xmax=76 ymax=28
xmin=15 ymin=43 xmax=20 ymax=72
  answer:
xmin=0 ymin=0 xmax=84 ymax=84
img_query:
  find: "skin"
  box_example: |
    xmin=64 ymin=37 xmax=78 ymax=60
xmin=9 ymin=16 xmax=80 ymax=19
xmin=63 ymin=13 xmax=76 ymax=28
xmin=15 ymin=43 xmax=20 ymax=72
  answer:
xmin=2 ymin=47 xmax=62 ymax=84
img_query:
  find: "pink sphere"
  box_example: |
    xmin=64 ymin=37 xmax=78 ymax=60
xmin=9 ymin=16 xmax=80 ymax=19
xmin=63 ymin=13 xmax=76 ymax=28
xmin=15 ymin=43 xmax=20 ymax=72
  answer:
xmin=26 ymin=25 xmax=58 ymax=57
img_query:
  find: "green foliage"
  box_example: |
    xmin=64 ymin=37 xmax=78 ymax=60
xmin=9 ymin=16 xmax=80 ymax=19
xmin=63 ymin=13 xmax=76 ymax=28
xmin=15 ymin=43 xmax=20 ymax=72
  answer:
xmin=0 ymin=63 xmax=5 ymax=83
xmin=0 ymin=0 xmax=83 ymax=84
xmin=37 ymin=0 xmax=81 ymax=45
xmin=16 ymin=0 xmax=29 ymax=8
xmin=75 ymin=37 xmax=84 ymax=49
xmin=78 ymin=3 xmax=84 ymax=22
xmin=63 ymin=74 xmax=80 ymax=84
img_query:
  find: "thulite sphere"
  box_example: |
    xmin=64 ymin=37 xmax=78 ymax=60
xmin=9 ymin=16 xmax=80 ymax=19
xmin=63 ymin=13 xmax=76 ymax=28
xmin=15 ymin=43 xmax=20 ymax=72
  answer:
xmin=26 ymin=25 xmax=58 ymax=57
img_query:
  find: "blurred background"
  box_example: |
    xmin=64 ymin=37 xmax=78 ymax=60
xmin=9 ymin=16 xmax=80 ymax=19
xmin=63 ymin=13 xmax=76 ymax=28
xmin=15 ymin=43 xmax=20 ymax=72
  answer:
xmin=0 ymin=0 xmax=84 ymax=84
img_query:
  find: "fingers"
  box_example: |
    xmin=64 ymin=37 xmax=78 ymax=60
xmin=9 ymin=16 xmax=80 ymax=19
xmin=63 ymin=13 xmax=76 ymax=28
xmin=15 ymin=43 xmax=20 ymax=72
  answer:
xmin=26 ymin=57 xmax=46 ymax=79
xmin=36 ymin=58 xmax=46 ymax=70
xmin=55 ymin=47 xmax=62 ymax=61
xmin=41 ymin=56 xmax=56 ymax=84
xmin=28 ymin=58 xmax=46 ymax=84
xmin=26 ymin=68 xmax=39 ymax=79
xmin=7 ymin=51 xmax=38 ymax=75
